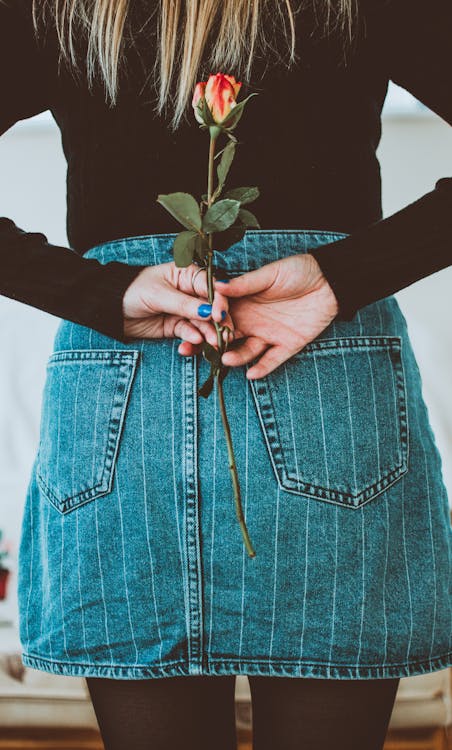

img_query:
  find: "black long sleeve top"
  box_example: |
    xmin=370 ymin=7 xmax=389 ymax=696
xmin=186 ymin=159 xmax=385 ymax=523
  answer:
xmin=1 ymin=0 xmax=451 ymax=342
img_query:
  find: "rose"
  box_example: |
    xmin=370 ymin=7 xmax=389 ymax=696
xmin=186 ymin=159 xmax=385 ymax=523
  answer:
xmin=157 ymin=72 xmax=258 ymax=558
xmin=192 ymin=73 xmax=242 ymax=125
xmin=191 ymin=73 xmax=254 ymax=138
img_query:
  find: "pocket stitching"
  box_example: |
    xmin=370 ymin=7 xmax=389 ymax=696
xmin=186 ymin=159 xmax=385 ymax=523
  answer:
xmin=247 ymin=336 xmax=409 ymax=508
xmin=36 ymin=349 xmax=140 ymax=514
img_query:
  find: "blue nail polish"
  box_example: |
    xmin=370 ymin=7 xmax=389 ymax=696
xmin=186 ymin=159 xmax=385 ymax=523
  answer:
xmin=221 ymin=310 xmax=227 ymax=320
xmin=216 ymin=278 xmax=230 ymax=283
xmin=198 ymin=303 xmax=212 ymax=318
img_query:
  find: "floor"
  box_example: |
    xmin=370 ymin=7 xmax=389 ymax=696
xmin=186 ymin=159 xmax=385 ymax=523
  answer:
xmin=0 ymin=726 xmax=450 ymax=749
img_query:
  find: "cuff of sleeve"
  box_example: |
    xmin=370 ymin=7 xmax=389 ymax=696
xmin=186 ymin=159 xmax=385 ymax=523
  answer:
xmin=90 ymin=261 xmax=147 ymax=343
xmin=309 ymin=238 xmax=362 ymax=321
xmin=309 ymin=176 xmax=452 ymax=322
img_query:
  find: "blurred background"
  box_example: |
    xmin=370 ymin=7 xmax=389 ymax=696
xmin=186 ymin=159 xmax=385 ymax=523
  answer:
xmin=0 ymin=82 xmax=451 ymax=750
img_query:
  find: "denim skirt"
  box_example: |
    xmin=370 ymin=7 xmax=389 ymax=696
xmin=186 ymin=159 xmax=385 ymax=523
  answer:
xmin=18 ymin=229 xmax=452 ymax=680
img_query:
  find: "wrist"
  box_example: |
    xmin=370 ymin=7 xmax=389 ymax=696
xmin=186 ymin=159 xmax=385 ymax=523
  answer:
xmin=305 ymin=253 xmax=340 ymax=317
xmin=122 ymin=265 xmax=148 ymax=315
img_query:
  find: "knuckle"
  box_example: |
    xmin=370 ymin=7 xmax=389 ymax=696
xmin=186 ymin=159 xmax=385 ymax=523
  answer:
xmin=182 ymin=298 xmax=196 ymax=317
xmin=173 ymin=317 xmax=184 ymax=335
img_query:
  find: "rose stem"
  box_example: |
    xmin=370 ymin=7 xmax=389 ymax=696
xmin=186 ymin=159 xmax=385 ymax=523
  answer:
xmin=206 ymin=133 xmax=256 ymax=558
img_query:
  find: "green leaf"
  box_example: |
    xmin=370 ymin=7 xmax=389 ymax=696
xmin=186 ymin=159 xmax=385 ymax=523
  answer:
xmin=198 ymin=369 xmax=216 ymax=398
xmin=172 ymin=230 xmax=198 ymax=267
xmin=198 ymin=348 xmax=222 ymax=398
xmin=198 ymin=351 xmax=230 ymax=396
xmin=219 ymin=365 xmax=230 ymax=385
xmin=203 ymin=199 xmax=241 ymax=233
xmin=202 ymin=342 xmax=222 ymax=368
xmin=201 ymin=97 xmax=216 ymax=126
xmin=222 ymin=186 xmax=259 ymax=205
xmin=214 ymin=143 xmax=231 ymax=161
xmin=212 ymin=225 xmax=247 ymax=252
xmin=217 ymin=141 xmax=236 ymax=186
xmin=221 ymin=92 xmax=259 ymax=130
xmin=156 ymin=192 xmax=202 ymax=231
xmin=237 ymin=208 xmax=260 ymax=228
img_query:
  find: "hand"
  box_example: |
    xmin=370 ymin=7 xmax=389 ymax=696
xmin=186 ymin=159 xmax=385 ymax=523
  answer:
xmin=122 ymin=261 xmax=235 ymax=345
xmin=177 ymin=253 xmax=339 ymax=379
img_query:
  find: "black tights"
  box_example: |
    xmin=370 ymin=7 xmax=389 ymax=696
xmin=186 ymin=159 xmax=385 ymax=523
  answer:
xmin=86 ymin=674 xmax=400 ymax=750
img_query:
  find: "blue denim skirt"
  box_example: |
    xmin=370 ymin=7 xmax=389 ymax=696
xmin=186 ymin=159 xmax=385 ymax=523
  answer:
xmin=18 ymin=229 xmax=452 ymax=680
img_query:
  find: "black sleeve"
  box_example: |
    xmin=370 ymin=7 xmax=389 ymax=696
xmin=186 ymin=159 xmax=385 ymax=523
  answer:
xmin=309 ymin=0 xmax=452 ymax=321
xmin=0 ymin=0 xmax=146 ymax=342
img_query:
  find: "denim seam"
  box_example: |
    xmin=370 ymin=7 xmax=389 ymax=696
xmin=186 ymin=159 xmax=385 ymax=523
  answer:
xmin=45 ymin=350 xmax=140 ymax=365
xmin=85 ymin=229 xmax=350 ymax=254
xmin=272 ymin=339 xmax=408 ymax=505
xmin=21 ymin=651 xmax=452 ymax=680
xmin=182 ymin=354 xmax=204 ymax=675
xmin=36 ymin=364 xmax=119 ymax=514
xmin=36 ymin=349 xmax=140 ymax=514
xmin=249 ymin=336 xmax=409 ymax=508
xmin=22 ymin=650 xmax=451 ymax=670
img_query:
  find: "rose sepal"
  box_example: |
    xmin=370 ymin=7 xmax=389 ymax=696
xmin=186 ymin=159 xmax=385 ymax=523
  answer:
xmin=219 ymin=93 xmax=259 ymax=130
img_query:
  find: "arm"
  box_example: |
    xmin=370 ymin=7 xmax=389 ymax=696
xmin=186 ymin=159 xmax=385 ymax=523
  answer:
xmin=309 ymin=0 xmax=452 ymax=321
xmin=0 ymin=0 xmax=146 ymax=342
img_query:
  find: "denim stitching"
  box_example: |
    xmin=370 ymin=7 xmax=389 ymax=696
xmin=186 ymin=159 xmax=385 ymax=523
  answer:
xmin=250 ymin=336 xmax=409 ymax=508
xmin=276 ymin=338 xmax=407 ymax=505
xmin=182 ymin=354 xmax=204 ymax=674
xmin=21 ymin=650 xmax=452 ymax=681
xmin=36 ymin=349 xmax=140 ymax=514
xmin=85 ymin=229 xmax=350 ymax=254
xmin=19 ymin=231 xmax=450 ymax=682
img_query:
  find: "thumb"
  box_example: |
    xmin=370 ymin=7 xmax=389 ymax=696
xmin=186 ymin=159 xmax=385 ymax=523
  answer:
xmin=214 ymin=263 xmax=277 ymax=297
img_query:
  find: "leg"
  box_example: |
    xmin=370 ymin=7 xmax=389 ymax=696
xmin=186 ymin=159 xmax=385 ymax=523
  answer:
xmin=86 ymin=674 xmax=237 ymax=750
xmin=248 ymin=675 xmax=400 ymax=750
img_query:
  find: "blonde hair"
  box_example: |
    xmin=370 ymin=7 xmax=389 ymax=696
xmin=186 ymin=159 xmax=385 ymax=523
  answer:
xmin=30 ymin=0 xmax=359 ymax=131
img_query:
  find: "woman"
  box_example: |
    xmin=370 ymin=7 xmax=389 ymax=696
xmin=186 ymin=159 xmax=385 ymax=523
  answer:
xmin=1 ymin=0 xmax=451 ymax=746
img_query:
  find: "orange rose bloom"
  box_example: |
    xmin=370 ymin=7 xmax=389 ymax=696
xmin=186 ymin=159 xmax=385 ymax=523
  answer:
xmin=192 ymin=73 xmax=242 ymax=125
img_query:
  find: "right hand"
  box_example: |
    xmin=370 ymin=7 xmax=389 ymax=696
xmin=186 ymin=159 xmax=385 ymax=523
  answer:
xmin=121 ymin=261 xmax=234 ymax=346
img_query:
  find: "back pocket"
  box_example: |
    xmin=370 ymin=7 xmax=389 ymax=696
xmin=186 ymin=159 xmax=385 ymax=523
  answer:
xmin=36 ymin=349 xmax=140 ymax=514
xmin=246 ymin=336 xmax=408 ymax=508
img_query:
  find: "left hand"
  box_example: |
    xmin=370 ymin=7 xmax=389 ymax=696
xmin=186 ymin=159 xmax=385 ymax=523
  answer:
xmin=178 ymin=253 xmax=339 ymax=379
xmin=122 ymin=261 xmax=235 ymax=346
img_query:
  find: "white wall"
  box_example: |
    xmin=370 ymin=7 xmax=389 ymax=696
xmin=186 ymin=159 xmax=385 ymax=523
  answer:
xmin=0 ymin=85 xmax=451 ymax=625
xmin=378 ymin=113 xmax=452 ymax=501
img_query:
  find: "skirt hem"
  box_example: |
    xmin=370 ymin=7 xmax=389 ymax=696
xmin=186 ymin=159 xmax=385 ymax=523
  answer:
xmin=21 ymin=650 xmax=452 ymax=681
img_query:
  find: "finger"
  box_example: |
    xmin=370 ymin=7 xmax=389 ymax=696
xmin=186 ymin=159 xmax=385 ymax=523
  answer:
xmin=188 ymin=266 xmax=231 ymax=324
xmin=182 ymin=265 xmax=219 ymax=301
xmin=221 ymin=336 xmax=268 ymax=367
xmin=184 ymin=318 xmax=238 ymax=350
xmin=213 ymin=263 xmax=278 ymax=297
xmin=189 ymin=318 xmax=221 ymax=348
xmin=188 ymin=265 xmax=209 ymax=297
xmin=177 ymin=317 xmax=239 ymax=356
xmin=164 ymin=286 xmax=219 ymax=321
xmin=246 ymin=345 xmax=295 ymax=379
xmin=170 ymin=318 xmax=204 ymax=344
xmin=211 ymin=288 xmax=231 ymax=324
xmin=178 ymin=340 xmax=203 ymax=356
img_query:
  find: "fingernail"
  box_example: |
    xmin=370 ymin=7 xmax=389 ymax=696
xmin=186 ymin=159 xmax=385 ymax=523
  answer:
xmin=198 ymin=303 xmax=212 ymax=318
xmin=216 ymin=278 xmax=230 ymax=283
xmin=221 ymin=310 xmax=227 ymax=320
